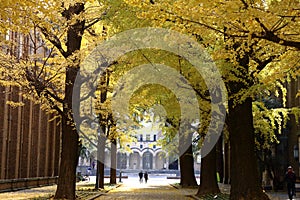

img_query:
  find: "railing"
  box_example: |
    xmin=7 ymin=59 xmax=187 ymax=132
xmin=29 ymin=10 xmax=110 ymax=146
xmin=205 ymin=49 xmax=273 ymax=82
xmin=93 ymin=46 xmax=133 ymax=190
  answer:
xmin=0 ymin=176 xmax=58 ymax=192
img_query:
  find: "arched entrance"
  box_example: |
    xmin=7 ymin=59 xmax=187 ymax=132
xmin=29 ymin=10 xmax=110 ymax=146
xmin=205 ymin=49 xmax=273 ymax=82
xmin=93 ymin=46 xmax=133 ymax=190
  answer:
xmin=117 ymin=152 xmax=127 ymax=169
xmin=143 ymin=151 xmax=153 ymax=170
xmin=129 ymin=152 xmax=141 ymax=169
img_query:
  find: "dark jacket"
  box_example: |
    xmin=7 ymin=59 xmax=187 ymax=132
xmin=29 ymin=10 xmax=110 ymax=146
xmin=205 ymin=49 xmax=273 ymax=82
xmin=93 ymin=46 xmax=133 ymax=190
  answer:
xmin=285 ymin=171 xmax=296 ymax=185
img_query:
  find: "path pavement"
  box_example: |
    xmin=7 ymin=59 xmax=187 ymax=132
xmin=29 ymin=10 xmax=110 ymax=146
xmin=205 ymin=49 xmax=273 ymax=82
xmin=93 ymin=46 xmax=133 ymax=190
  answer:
xmin=0 ymin=175 xmax=299 ymax=199
xmin=93 ymin=175 xmax=300 ymax=200
xmin=267 ymin=192 xmax=300 ymax=200
xmin=94 ymin=175 xmax=196 ymax=200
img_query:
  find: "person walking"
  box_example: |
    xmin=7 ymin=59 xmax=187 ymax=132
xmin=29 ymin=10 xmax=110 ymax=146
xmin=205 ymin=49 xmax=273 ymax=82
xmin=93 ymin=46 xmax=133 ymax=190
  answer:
xmin=138 ymin=171 xmax=143 ymax=183
xmin=285 ymin=166 xmax=296 ymax=200
xmin=144 ymin=171 xmax=148 ymax=183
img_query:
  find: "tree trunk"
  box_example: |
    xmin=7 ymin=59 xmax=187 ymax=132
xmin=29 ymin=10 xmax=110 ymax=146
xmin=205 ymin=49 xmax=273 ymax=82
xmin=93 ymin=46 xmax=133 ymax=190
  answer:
xmin=110 ymin=139 xmax=117 ymax=184
xmin=229 ymin=97 xmax=269 ymax=200
xmin=223 ymin=140 xmax=230 ymax=184
xmin=224 ymin=43 xmax=270 ymax=200
xmin=53 ymin=3 xmax=85 ymax=199
xmin=178 ymin=120 xmax=197 ymax=187
xmin=96 ymin=72 xmax=109 ymax=189
xmin=54 ymin=117 xmax=79 ymax=199
xmin=196 ymin=145 xmax=220 ymax=196
xmin=179 ymin=144 xmax=198 ymax=187
xmin=96 ymin=133 xmax=106 ymax=189
xmin=54 ymin=66 xmax=80 ymax=199
xmin=95 ymin=158 xmax=101 ymax=189
xmin=216 ymin=135 xmax=224 ymax=183
xmin=99 ymin=134 xmax=106 ymax=189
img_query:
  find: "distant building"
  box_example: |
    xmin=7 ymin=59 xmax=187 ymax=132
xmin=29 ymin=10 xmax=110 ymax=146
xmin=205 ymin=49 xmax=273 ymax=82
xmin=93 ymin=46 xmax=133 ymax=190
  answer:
xmin=101 ymin=117 xmax=201 ymax=172
xmin=261 ymin=78 xmax=300 ymax=190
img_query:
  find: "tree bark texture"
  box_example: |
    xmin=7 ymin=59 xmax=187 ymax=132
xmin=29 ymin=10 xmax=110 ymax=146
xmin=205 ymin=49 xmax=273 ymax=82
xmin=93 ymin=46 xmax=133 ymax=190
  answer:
xmin=96 ymin=133 xmax=106 ymax=189
xmin=196 ymin=145 xmax=220 ymax=196
xmin=216 ymin=135 xmax=224 ymax=183
xmin=229 ymin=97 xmax=269 ymax=200
xmin=96 ymin=73 xmax=109 ymax=189
xmin=54 ymin=117 xmax=79 ymax=199
xmin=110 ymin=139 xmax=117 ymax=184
xmin=179 ymin=137 xmax=198 ymax=187
xmin=54 ymin=66 xmax=81 ymax=199
xmin=226 ymin=44 xmax=269 ymax=200
xmin=54 ymin=3 xmax=85 ymax=199
xmin=223 ymin=140 xmax=230 ymax=184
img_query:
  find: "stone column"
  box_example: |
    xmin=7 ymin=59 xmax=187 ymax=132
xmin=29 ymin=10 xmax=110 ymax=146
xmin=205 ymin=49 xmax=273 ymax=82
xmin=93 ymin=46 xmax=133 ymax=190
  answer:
xmin=153 ymin=155 xmax=156 ymax=169
xmin=126 ymin=153 xmax=130 ymax=169
xmin=140 ymin=153 xmax=143 ymax=169
xmin=165 ymin=157 xmax=169 ymax=170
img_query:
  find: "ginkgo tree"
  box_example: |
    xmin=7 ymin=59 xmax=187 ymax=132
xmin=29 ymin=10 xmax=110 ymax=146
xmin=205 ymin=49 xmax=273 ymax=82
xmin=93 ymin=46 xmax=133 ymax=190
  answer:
xmin=125 ymin=0 xmax=300 ymax=199
xmin=0 ymin=0 xmax=112 ymax=199
xmin=110 ymin=48 xmax=215 ymax=187
xmin=2 ymin=0 xmax=300 ymax=199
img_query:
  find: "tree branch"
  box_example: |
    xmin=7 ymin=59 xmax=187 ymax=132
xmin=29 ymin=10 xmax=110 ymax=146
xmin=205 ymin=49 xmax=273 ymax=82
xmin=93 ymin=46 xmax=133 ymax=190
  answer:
xmin=164 ymin=10 xmax=226 ymax=35
xmin=45 ymin=88 xmax=64 ymax=104
xmin=240 ymin=0 xmax=249 ymax=9
xmin=255 ymin=17 xmax=269 ymax=33
xmin=84 ymin=9 xmax=107 ymax=30
xmin=250 ymin=55 xmax=279 ymax=78
xmin=168 ymin=7 xmax=300 ymax=50
xmin=47 ymin=96 xmax=64 ymax=116
xmin=252 ymin=32 xmax=300 ymax=50
xmin=38 ymin=25 xmax=68 ymax=58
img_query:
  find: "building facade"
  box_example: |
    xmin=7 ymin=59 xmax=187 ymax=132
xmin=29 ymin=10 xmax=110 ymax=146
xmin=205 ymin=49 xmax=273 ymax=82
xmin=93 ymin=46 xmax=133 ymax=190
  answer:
xmin=0 ymin=29 xmax=61 ymax=190
xmin=98 ymin=120 xmax=201 ymax=172
xmin=0 ymin=86 xmax=61 ymax=180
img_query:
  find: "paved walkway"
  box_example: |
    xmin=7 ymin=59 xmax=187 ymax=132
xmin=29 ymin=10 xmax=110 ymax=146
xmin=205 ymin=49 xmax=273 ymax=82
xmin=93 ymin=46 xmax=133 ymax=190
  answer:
xmin=267 ymin=192 xmax=300 ymax=200
xmin=0 ymin=175 xmax=300 ymax=200
xmin=95 ymin=177 xmax=196 ymax=200
xmin=94 ymin=176 xmax=300 ymax=200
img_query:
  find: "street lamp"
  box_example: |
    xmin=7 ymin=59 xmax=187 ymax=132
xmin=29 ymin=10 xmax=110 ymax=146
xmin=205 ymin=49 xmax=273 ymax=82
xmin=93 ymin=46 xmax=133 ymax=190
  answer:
xmin=294 ymin=145 xmax=299 ymax=161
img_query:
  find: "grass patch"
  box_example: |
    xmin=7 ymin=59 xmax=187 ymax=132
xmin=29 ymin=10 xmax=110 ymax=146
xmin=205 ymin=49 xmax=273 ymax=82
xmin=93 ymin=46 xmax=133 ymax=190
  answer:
xmin=171 ymin=183 xmax=198 ymax=189
xmin=76 ymin=183 xmax=96 ymax=191
xmin=196 ymin=193 xmax=230 ymax=200
xmin=76 ymin=182 xmax=119 ymax=192
xmin=28 ymin=194 xmax=53 ymax=200
xmin=75 ymin=183 xmax=119 ymax=199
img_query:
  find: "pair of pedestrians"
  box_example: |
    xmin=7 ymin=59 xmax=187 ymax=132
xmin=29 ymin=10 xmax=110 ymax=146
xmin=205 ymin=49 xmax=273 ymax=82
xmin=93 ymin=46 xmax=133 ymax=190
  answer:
xmin=138 ymin=171 xmax=148 ymax=183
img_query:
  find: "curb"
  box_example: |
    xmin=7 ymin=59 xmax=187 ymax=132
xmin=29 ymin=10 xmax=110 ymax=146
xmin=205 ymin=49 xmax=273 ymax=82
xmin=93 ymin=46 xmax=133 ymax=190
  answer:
xmin=170 ymin=184 xmax=199 ymax=200
xmin=85 ymin=193 xmax=103 ymax=200
xmin=86 ymin=183 xmax=122 ymax=200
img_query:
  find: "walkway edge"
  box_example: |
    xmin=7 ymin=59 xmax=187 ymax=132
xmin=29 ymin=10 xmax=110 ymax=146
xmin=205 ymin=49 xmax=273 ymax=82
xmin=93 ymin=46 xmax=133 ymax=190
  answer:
xmin=170 ymin=184 xmax=200 ymax=200
xmin=86 ymin=183 xmax=122 ymax=200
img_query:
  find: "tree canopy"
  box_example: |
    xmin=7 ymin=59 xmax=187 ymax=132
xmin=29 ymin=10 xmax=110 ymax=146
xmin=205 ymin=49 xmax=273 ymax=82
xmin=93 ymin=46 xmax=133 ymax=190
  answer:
xmin=1 ymin=0 xmax=300 ymax=199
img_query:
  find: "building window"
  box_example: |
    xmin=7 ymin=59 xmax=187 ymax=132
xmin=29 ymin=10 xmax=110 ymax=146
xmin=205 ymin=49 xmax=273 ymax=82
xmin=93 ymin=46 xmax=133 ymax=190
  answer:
xmin=153 ymin=145 xmax=156 ymax=149
xmin=153 ymin=134 xmax=156 ymax=141
xmin=140 ymin=144 xmax=143 ymax=149
xmin=140 ymin=134 xmax=143 ymax=142
xmin=146 ymin=134 xmax=150 ymax=141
